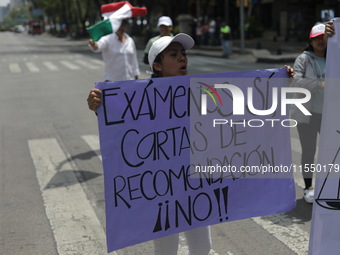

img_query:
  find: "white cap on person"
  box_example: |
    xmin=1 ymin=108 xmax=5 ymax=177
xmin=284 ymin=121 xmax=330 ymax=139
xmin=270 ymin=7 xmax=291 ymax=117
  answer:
xmin=309 ymin=23 xmax=325 ymax=39
xmin=157 ymin=16 xmax=173 ymax=27
xmin=148 ymin=33 xmax=195 ymax=69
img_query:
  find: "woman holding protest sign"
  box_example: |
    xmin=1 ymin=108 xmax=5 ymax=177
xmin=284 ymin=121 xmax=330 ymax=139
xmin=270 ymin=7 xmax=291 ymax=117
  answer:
xmin=87 ymin=32 xmax=297 ymax=253
xmin=290 ymin=21 xmax=335 ymax=204
xmin=146 ymin=34 xmax=212 ymax=255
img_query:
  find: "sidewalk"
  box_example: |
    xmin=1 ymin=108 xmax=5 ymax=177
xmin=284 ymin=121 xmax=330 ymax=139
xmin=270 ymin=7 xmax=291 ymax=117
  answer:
xmin=187 ymin=36 xmax=305 ymax=63
xmin=135 ymin=33 xmax=306 ymax=64
xmin=60 ymin=31 xmax=305 ymax=64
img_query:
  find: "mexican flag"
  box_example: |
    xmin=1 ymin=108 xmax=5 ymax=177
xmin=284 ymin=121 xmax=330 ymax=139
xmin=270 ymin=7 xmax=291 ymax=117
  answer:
xmin=87 ymin=1 xmax=147 ymax=41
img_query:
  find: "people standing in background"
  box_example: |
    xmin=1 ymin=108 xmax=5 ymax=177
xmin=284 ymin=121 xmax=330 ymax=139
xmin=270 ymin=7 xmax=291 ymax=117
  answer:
xmin=195 ymin=21 xmax=203 ymax=46
xmin=202 ymin=22 xmax=210 ymax=45
xmin=143 ymin=16 xmax=173 ymax=65
xmin=214 ymin=17 xmax=222 ymax=46
xmin=88 ymin=19 xmax=139 ymax=82
xmin=220 ymin=22 xmax=232 ymax=58
xmin=208 ymin=18 xmax=216 ymax=45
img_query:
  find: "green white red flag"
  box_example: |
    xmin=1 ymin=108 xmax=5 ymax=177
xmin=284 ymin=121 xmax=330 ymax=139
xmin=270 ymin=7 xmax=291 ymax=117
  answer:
xmin=86 ymin=1 xmax=147 ymax=41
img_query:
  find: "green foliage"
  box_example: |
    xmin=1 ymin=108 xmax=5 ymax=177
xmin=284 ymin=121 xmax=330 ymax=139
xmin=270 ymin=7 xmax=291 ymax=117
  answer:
xmin=3 ymin=5 xmax=32 ymax=27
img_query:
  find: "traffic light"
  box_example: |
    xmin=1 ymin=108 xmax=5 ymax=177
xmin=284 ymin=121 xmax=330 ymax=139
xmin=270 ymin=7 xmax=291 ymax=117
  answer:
xmin=236 ymin=0 xmax=249 ymax=7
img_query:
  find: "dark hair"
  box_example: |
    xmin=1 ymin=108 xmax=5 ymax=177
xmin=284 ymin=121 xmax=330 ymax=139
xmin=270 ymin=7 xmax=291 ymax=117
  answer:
xmin=151 ymin=53 xmax=164 ymax=78
xmin=303 ymin=41 xmax=313 ymax=52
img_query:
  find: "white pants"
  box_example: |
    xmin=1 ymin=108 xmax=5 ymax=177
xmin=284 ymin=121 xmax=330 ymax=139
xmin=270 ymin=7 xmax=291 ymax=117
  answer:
xmin=153 ymin=226 xmax=211 ymax=255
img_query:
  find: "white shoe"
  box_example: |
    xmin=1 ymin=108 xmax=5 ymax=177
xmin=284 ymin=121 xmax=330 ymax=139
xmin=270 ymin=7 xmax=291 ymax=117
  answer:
xmin=304 ymin=187 xmax=314 ymax=203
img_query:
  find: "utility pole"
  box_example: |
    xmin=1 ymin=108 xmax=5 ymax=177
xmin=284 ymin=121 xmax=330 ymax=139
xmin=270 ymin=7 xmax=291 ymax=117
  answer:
xmin=239 ymin=0 xmax=245 ymax=54
xmin=224 ymin=0 xmax=229 ymax=24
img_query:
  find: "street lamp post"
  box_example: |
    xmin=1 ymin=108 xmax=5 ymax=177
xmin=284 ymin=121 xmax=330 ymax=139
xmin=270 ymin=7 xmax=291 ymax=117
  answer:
xmin=239 ymin=0 xmax=245 ymax=54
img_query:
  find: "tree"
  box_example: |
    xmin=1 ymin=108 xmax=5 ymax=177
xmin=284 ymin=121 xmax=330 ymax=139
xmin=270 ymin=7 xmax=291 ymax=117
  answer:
xmin=3 ymin=5 xmax=32 ymax=28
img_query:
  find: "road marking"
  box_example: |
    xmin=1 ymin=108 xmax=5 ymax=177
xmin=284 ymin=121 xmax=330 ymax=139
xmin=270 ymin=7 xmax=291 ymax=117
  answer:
xmin=60 ymin=60 xmax=80 ymax=70
xmin=9 ymin=63 xmax=21 ymax=73
xmin=90 ymin=59 xmax=105 ymax=66
xmin=43 ymin=61 xmax=59 ymax=71
xmin=178 ymin=233 xmax=220 ymax=255
xmin=291 ymin=136 xmax=301 ymax=154
xmin=74 ymin=59 xmax=100 ymax=69
xmin=28 ymin=138 xmax=116 ymax=255
xmin=82 ymin=135 xmax=102 ymax=161
xmin=252 ymin=214 xmax=309 ymax=255
xmin=26 ymin=62 xmax=40 ymax=72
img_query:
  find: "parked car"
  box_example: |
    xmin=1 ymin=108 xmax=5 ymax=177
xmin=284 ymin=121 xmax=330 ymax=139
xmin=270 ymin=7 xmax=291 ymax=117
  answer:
xmin=13 ymin=25 xmax=25 ymax=33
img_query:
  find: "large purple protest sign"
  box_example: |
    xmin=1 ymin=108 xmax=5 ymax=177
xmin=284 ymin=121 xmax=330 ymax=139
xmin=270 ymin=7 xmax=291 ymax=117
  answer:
xmin=96 ymin=68 xmax=296 ymax=253
xmin=309 ymin=18 xmax=340 ymax=255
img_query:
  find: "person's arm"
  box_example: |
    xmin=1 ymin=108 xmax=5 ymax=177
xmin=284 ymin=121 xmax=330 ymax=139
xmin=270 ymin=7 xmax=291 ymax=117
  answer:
xmin=87 ymin=88 xmax=102 ymax=112
xmin=88 ymin=39 xmax=98 ymax=51
xmin=291 ymin=54 xmax=322 ymax=91
xmin=88 ymin=36 xmax=108 ymax=53
xmin=285 ymin=65 xmax=294 ymax=78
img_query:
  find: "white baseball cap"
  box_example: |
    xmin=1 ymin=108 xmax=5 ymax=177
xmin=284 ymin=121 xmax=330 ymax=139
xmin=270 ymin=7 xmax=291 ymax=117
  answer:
xmin=148 ymin=33 xmax=195 ymax=69
xmin=310 ymin=23 xmax=325 ymax=38
xmin=157 ymin=16 xmax=173 ymax=27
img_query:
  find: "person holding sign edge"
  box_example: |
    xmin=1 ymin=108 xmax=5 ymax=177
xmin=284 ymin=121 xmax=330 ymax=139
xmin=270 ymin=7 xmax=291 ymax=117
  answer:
xmin=290 ymin=20 xmax=335 ymax=204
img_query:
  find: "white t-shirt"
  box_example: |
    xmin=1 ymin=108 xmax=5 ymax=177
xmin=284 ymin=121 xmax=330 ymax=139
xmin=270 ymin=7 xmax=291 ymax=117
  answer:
xmin=90 ymin=33 xmax=140 ymax=81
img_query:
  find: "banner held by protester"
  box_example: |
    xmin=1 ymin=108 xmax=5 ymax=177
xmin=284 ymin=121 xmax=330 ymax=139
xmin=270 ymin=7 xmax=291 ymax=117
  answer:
xmin=96 ymin=68 xmax=296 ymax=252
xmin=309 ymin=18 xmax=340 ymax=255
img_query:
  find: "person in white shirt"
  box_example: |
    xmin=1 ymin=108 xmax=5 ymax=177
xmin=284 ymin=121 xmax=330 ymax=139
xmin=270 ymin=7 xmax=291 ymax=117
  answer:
xmin=88 ymin=19 xmax=140 ymax=82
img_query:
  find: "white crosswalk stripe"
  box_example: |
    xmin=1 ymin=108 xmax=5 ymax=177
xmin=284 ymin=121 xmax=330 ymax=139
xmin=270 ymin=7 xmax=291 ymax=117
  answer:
xmin=59 ymin=60 xmax=81 ymax=70
xmin=26 ymin=62 xmax=40 ymax=72
xmin=43 ymin=61 xmax=59 ymax=71
xmin=291 ymin=136 xmax=301 ymax=154
xmin=9 ymin=63 xmax=21 ymax=73
xmin=82 ymin=135 xmax=102 ymax=160
xmin=74 ymin=59 xmax=101 ymax=69
xmin=252 ymin=215 xmax=309 ymax=255
xmin=28 ymin=134 xmax=308 ymax=255
xmin=2 ymin=58 xmax=105 ymax=74
xmin=90 ymin=59 xmax=105 ymax=66
xmin=28 ymin=138 xmax=116 ymax=255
